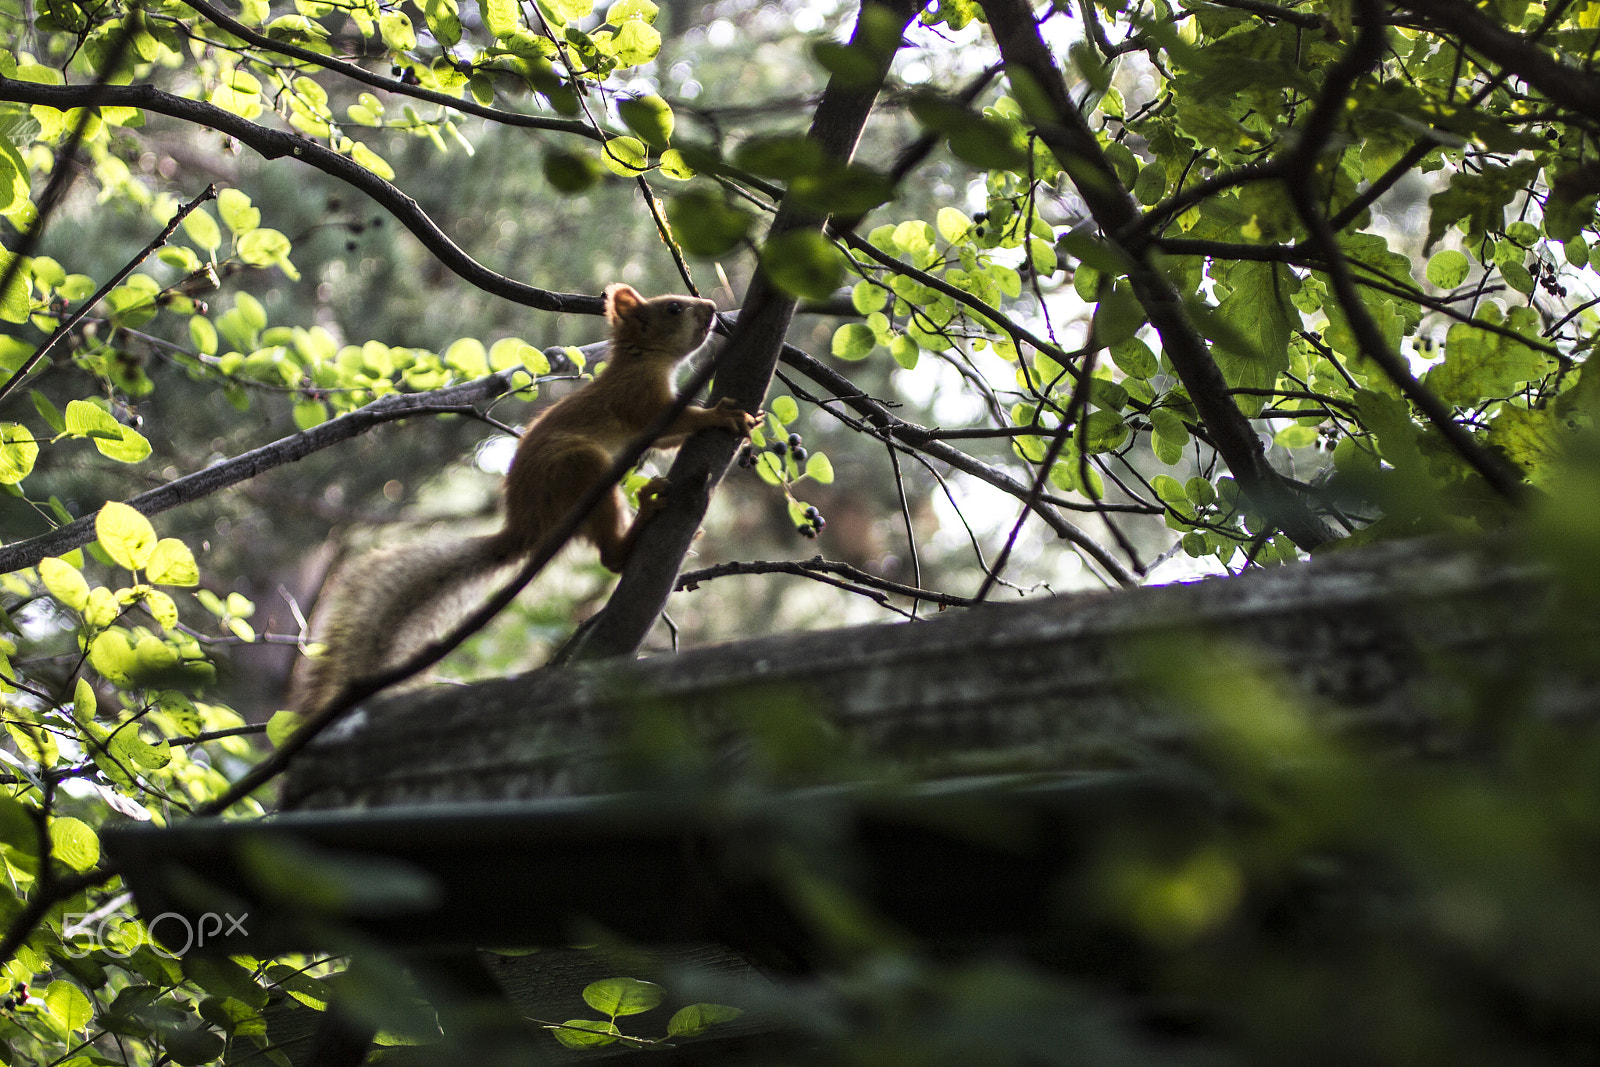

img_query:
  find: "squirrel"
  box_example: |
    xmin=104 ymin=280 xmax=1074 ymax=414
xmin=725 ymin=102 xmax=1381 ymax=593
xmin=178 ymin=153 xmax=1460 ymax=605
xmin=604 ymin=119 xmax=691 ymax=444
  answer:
xmin=290 ymin=283 xmax=759 ymax=715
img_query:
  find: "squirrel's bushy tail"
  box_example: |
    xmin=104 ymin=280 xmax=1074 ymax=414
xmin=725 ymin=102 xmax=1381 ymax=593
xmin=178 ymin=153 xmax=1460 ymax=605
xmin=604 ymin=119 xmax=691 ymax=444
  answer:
xmin=290 ymin=533 xmax=520 ymax=715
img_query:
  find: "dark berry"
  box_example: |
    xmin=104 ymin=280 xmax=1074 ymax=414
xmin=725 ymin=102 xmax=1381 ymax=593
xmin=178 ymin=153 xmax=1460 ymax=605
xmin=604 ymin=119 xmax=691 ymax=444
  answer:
xmin=771 ymin=441 xmax=788 ymax=457
xmin=787 ymin=432 xmax=802 ymax=447
xmin=792 ymin=446 xmax=808 ymax=463
xmin=814 ymin=516 xmax=826 ymax=530
xmin=804 ymin=505 xmax=821 ymax=520
xmin=797 ymin=524 xmax=816 ymax=538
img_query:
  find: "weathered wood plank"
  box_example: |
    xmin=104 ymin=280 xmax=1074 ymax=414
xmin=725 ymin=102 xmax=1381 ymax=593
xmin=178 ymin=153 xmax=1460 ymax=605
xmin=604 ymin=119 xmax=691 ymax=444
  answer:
xmin=283 ymin=537 xmax=1559 ymax=810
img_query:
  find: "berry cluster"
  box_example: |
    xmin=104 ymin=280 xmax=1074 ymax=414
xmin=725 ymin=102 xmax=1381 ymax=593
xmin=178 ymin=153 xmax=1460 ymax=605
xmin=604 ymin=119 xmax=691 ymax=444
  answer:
xmin=797 ymin=504 xmax=826 ymax=539
xmin=1530 ymin=259 xmax=1568 ymax=298
xmin=738 ymin=431 xmax=809 ymax=469
xmin=1 ymin=983 xmax=27 ymax=1012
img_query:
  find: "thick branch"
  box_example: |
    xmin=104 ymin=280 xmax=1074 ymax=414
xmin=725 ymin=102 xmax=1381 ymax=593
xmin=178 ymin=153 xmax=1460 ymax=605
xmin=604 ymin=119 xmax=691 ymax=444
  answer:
xmin=0 ymin=78 xmax=602 ymax=316
xmin=1395 ymin=0 xmax=1600 ymax=118
xmin=0 ymin=373 xmax=516 ymax=576
xmin=567 ymin=0 xmax=926 ymax=661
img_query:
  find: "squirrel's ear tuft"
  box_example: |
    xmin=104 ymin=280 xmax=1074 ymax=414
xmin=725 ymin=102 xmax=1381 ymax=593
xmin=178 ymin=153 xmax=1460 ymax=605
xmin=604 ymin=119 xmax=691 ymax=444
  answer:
xmin=605 ymin=284 xmax=644 ymax=322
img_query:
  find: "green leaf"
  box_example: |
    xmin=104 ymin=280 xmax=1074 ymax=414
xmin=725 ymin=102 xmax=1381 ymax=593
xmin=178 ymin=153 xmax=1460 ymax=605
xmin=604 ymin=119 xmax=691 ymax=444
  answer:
xmin=0 ymin=139 xmax=30 ymax=217
xmin=237 ymin=228 xmax=292 ymax=269
xmin=350 ymin=141 xmax=395 ymax=180
xmin=610 ymin=16 xmax=661 ymax=63
xmin=379 ymin=9 xmax=416 ymax=50
xmin=851 ymin=280 xmax=888 ymax=314
xmin=831 ymin=323 xmax=876 ymax=360
xmin=735 ymin=135 xmax=825 ymax=179
xmin=936 ymin=206 xmax=972 ymax=243
xmin=1425 ymin=317 xmax=1551 ymax=405
xmin=1501 ymin=259 xmax=1535 ymax=295
xmin=1149 ymin=407 xmax=1189 ymax=465
xmin=141 ymin=587 xmax=179 ymax=630
xmin=600 ymin=135 xmax=648 ymax=176
xmin=667 ymin=189 xmax=752 ymax=256
xmin=9 ymin=717 xmax=57 ymax=766
xmin=1093 ymin=281 xmax=1145 ymax=346
xmin=266 ymin=709 xmax=303 ymax=747
xmin=39 ymin=557 xmax=90 ymax=611
xmin=44 ymin=979 xmax=93 ymax=1031
xmin=760 ymin=230 xmax=843 ymax=301
xmin=607 ymin=0 xmax=657 ymax=20
xmin=1192 ymin=261 xmax=1296 ymax=412
xmin=804 ymin=452 xmax=835 ymax=483
xmin=1425 ymin=248 xmax=1470 ymax=288
xmin=1425 ymin=159 xmax=1538 ymax=250
xmin=583 ymin=977 xmax=662 ymax=1016
xmin=542 ymin=148 xmax=601 ymax=193
xmin=889 ymin=333 xmax=919 ymax=370
xmin=483 ymin=0 xmax=520 ymax=37
xmin=65 ymin=400 xmax=152 ymax=462
xmin=1111 ymin=337 xmax=1158 ymax=379
xmin=1080 ymin=409 xmax=1128 ymax=453
xmin=217 ymin=188 xmax=261 ymax=234
xmin=294 ymin=398 xmax=328 ymax=430
xmin=190 ymin=315 xmax=219 ymax=355
xmin=182 ymin=207 xmax=222 ymax=253
xmin=618 ymin=94 xmax=673 ymax=147
xmin=97 ymin=502 xmax=158 ymax=571
xmin=1487 ymin=402 xmax=1561 ymax=485
xmin=147 ymin=538 xmax=199 ymax=587
xmin=910 ymin=95 xmax=1028 ymax=170
xmin=552 ymin=1019 xmax=619 ymax=1048
xmin=162 ymin=1026 xmax=226 ymax=1066
xmin=30 ymin=389 xmax=64 ymax=432
xmin=49 ymin=816 xmax=99 ymax=871
xmin=0 ymin=421 xmax=38 ymax=483
xmin=1274 ymin=424 xmax=1318 ymax=449
xmin=266 ymin=964 xmax=331 ymax=1011
xmin=667 ymin=1002 xmax=742 ymax=1037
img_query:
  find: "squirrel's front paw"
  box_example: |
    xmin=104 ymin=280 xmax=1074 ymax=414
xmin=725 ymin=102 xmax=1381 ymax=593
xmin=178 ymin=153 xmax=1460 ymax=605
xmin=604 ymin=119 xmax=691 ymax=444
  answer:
xmin=711 ymin=397 xmax=762 ymax=436
xmin=636 ymin=476 xmax=671 ymax=518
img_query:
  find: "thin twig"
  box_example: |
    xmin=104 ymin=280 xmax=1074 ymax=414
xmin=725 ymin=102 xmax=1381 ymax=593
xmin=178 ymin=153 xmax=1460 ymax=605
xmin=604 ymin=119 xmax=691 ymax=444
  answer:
xmin=0 ymin=185 xmax=218 ymax=405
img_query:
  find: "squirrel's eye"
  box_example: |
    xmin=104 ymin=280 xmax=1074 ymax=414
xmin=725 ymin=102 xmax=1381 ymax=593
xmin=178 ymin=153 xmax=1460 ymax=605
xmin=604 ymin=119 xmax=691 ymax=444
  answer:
xmin=667 ymin=301 xmax=683 ymax=314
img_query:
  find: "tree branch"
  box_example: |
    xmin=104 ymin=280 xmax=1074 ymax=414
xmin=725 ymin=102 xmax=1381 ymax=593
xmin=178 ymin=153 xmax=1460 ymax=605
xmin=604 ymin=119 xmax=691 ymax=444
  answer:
xmin=677 ymin=556 xmax=976 ymax=610
xmin=976 ymin=0 xmax=1336 ymax=551
xmin=179 ymin=0 xmax=594 ymax=137
xmin=0 ymin=78 xmax=602 ymax=315
xmin=1281 ymin=0 xmax=1524 ymax=501
xmin=0 ymin=373 xmax=518 ymax=576
xmin=776 ymin=345 xmax=1141 ymax=585
xmin=0 ymin=184 xmax=217 ymax=405
xmin=1394 ymin=0 xmax=1600 ymax=118
xmin=566 ymin=0 xmax=927 ymax=662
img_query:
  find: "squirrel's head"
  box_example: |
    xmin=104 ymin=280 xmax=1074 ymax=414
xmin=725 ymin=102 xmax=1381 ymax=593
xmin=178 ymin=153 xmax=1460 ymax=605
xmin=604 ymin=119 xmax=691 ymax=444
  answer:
xmin=605 ymin=284 xmax=717 ymax=362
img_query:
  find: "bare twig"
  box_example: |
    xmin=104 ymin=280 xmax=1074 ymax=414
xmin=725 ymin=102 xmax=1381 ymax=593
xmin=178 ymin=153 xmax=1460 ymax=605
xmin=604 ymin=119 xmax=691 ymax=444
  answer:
xmin=0 ymin=185 xmax=218 ymax=405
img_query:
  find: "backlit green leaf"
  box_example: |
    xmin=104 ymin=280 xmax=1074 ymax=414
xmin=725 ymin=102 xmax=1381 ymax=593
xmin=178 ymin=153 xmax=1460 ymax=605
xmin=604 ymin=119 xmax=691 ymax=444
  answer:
xmin=583 ymin=977 xmax=662 ymax=1016
xmin=96 ymin=501 xmax=158 ymax=571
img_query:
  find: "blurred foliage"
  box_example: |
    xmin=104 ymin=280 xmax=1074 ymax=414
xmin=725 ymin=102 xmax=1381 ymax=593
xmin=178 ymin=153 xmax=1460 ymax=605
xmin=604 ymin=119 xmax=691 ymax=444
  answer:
xmin=0 ymin=0 xmax=1595 ymax=1061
